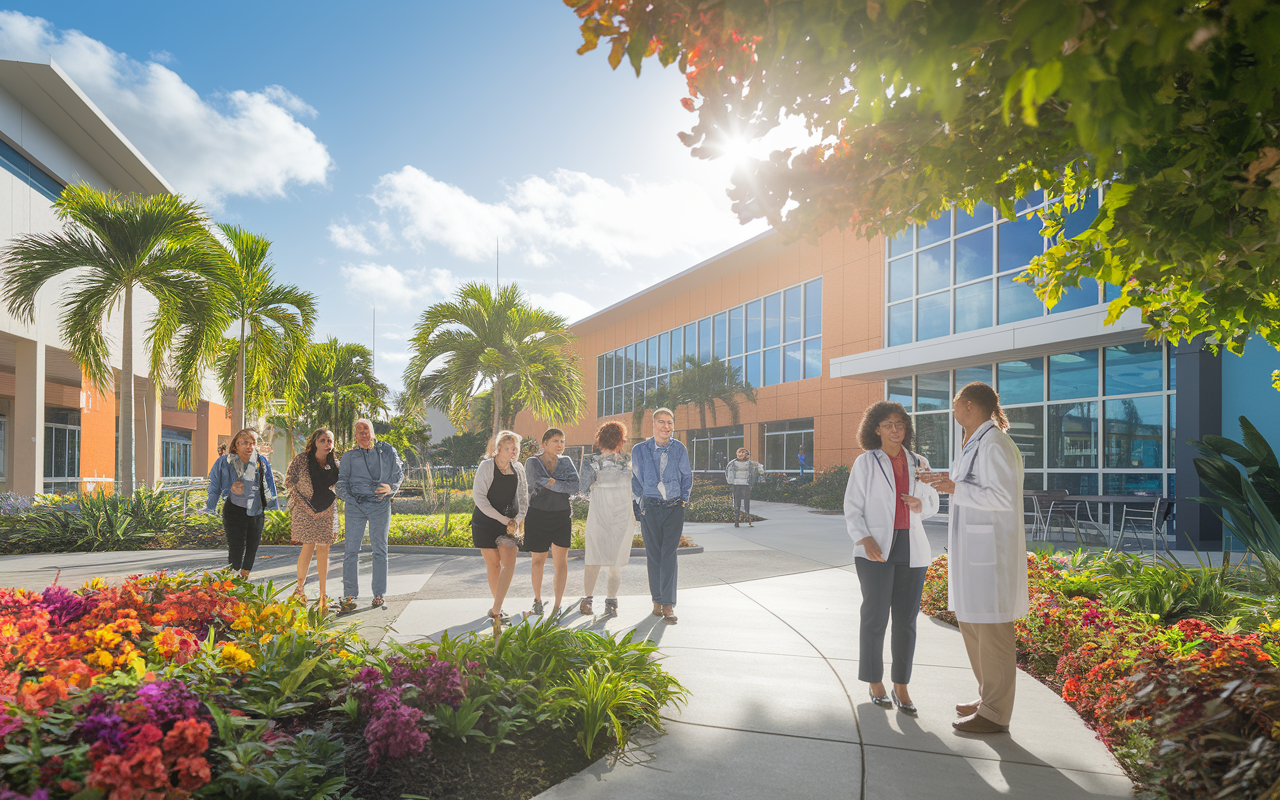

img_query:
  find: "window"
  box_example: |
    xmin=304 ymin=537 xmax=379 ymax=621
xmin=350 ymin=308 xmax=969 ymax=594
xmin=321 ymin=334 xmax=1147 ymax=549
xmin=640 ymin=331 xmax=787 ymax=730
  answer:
xmin=1049 ymin=350 xmax=1099 ymax=400
xmin=913 ymin=412 xmax=951 ymax=469
xmin=670 ymin=328 xmax=683 ymax=371
xmin=955 ymin=280 xmax=993 ymax=333
xmin=0 ymin=138 xmax=64 ymax=202
xmin=658 ymin=332 xmax=669 ymax=373
xmin=1048 ymin=401 xmax=1098 ymax=468
xmin=919 ymin=213 xmax=951 ymax=247
xmin=689 ymin=425 xmax=744 ymax=472
xmin=888 ymin=377 xmax=912 ymax=411
xmin=1005 ymin=406 xmax=1044 ymax=469
xmin=699 ymin=317 xmax=712 ymax=363
xmin=1105 ymin=341 xmax=1163 ymax=395
xmin=784 ymin=285 xmax=803 ymax=342
xmin=746 ymin=300 xmax=762 ymax=352
xmin=764 ymin=293 xmax=782 ymax=347
xmin=916 ymin=372 xmax=950 ymax=411
xmin=998 ymin=274 xmax=1042 ymax=324
xmin=956 ymin=366 xmax=992 ymax=388
xmin=917 ymin=292 xmax=950 ymax=341
xmin=162 ymin=428 xmax=193 ymax=478
xmin=763 ymin=419 xmax=814 ymax=473
xmin=784 ymin=342 xmax=803 ymax=382
xmin=956 ymin=230 xmax=993 ymax=283
xmin=918 ymin=244 xmax=951 ymax=294
xmin=998 ymin=358 xmax=1044 ymax=404
xmin=804 ymin=338 xmax=822 ymax=380
xmin=889 ymin=303 xmax=912 ymax=347
xmin=956 ymin=201 xmax=994 ymax=234
xmin=685 ymin=323 xmax=697 ymax=362
xmin=729 ymin=307 xmax=744 ymax=356
xmin=889 ymin=256 xmax=914 ymax=301
xmin=763 ymin=347 xmax=781 ymax=386
xmin=1104 ymin=396 xmax=1163 ymax=469
xmin=805 ymin=279 xmax=822 ymax=337
xmin=997 ymin=215 xmax=1044 ymax=273
xmin=43 ymin=408 xmax=81 ymax=494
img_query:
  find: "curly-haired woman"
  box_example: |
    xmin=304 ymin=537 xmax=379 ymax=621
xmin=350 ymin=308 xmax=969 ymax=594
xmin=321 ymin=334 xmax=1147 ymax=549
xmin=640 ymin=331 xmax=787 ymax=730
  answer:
xmin=577 ymin=421 xmax=634 ymax=617
xmin=844 ymin=401 xmax=939 ymax=716
xmin=285 ymin=427 xmax=340 ymax=609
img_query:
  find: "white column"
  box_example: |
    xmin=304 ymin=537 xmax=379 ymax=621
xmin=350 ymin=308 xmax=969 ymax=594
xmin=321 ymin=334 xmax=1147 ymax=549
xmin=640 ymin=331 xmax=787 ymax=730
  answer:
xmin=134 ymin=377 xmax=162 ymax=488
xmin=13 ymin=339 xmax=45 ymax=495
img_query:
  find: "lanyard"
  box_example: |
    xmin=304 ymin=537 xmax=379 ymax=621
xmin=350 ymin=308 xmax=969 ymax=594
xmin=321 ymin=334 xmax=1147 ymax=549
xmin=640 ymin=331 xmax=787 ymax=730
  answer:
xmin=873 ymin=449 xmax=916 ymax=495
xmin=956 ymin=425 xmax=995 ymax=482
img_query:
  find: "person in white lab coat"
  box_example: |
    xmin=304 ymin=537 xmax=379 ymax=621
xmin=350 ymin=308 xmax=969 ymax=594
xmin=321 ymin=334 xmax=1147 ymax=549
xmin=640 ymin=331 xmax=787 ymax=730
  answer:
xmin=844 ymin=401 xmax=940 ymax=715
xmin=920 ymin=381 xmax=1026 ymax=734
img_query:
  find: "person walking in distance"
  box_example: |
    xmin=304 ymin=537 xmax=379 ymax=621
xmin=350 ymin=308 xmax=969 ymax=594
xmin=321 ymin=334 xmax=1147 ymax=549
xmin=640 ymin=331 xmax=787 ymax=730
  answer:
xmin=631 ymin=408 xmax=692 ymax=624
xmin=725 ymin=447 xmax=764 ymax=527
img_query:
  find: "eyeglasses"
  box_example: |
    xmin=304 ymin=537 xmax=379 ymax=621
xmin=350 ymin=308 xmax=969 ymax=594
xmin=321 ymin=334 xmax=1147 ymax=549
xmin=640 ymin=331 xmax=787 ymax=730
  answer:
xmin=878 ymin=421 xmax=907 ymax=431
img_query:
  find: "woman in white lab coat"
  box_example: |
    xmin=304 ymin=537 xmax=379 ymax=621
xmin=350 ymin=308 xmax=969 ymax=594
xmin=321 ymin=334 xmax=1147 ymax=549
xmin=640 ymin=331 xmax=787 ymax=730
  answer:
xmin=920 ymin=381 xmax=1026 ymax=734
xmin=844 ymin=401 xmax=940 ymax=715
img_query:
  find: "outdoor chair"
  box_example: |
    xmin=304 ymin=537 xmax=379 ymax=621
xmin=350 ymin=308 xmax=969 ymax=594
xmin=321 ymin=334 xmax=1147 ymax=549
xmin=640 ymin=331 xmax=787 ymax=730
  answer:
xmin=1024 ymin=491 xmax=1049 ymax=538
xmin=1112 ymin=497 xmax=1169 ymax=555
xmin=1043 ymin=493 xmax=1108 ymax=547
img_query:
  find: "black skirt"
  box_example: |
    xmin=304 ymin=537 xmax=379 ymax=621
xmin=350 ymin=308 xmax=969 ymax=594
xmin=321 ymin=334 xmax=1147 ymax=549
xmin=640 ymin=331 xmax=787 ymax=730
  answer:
xmin=523 ymin=507 xmax=572 ymax=552
xmin=471 ymin=508 xmax=514 ymax=549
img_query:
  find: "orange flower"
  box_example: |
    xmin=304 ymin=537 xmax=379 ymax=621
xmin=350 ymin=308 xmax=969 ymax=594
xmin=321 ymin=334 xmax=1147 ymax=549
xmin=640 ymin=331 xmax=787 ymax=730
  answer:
xmin=162 ymin=719 xmax=210 ymax=758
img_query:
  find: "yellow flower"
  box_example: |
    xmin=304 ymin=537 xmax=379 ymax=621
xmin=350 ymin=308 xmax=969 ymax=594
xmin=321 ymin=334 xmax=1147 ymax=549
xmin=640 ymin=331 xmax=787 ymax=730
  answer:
xmin=82 ymin=577 xmax=107 ymax=591
xmin=259 ymin=633 xmax=273 ymax=646
xmin=219 ymin=643 xmax=256 ymax=672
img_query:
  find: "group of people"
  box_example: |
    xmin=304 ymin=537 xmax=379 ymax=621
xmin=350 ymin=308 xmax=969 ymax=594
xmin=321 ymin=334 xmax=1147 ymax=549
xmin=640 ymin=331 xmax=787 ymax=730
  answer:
xmin=471 ymin=407 xmax=695 ymax=627
xmin=203 ymin=419 xmax=403 ymax=613
xmin=845 ymin=381 xmax=1027 ymax=734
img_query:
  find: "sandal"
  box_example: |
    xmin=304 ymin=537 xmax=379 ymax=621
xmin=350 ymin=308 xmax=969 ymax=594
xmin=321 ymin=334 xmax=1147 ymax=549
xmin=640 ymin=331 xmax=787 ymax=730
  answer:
xmin=338 ymin=597 xmax=358 ymax=613
xmin=315 ymin=595 xmax=328 ymax=612
xmin=579 ymin=596 xmax=594 ymax=615
xmin=661 ymin=605 xmax=678 ymax=624
xmin=292 ymin=589 xmax=307 ymax=602
xmin=371 ymin=597 xmax=385 ymax=609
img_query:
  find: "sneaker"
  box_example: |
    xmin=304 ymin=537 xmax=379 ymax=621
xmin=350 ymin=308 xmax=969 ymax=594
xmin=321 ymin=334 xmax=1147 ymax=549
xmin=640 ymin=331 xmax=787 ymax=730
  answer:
xmin=532 ymin=599 xmax=545 ymax=616
xmin=604 ymin=598 xmax=618 ymax=616
xmin=579 ymin=596 xmax=594 ymax=615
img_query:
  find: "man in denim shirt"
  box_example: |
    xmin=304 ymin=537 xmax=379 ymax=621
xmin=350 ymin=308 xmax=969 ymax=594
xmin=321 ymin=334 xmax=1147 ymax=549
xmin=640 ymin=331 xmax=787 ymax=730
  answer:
xmin=631 ymin=407 xmax=693 ymax=623
xmin=335 ymin=418 xmax=404 ymax=611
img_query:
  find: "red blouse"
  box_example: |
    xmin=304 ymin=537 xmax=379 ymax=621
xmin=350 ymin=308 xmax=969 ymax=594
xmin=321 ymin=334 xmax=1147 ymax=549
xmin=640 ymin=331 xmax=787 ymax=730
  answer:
xmin=890 ymin=448 xmax=910 ymax=530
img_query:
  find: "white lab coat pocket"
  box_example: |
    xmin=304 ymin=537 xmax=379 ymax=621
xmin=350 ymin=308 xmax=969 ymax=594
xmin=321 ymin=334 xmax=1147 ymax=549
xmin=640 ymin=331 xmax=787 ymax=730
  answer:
xmin=966 ymin=524 xmax=998 ymax=566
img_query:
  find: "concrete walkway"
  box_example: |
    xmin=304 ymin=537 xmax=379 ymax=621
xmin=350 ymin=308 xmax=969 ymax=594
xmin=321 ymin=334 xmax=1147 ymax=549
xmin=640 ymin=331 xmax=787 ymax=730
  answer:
xmin=0 ymin=501 xmax=1134 ymax=798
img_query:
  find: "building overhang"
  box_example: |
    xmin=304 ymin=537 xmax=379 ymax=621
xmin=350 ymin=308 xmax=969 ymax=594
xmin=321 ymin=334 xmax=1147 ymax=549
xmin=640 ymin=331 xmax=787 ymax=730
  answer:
xmin=0 ymin=58 xmax=173 ymax=195
xmin=830 ymin=304 xmax=1148 ymax=381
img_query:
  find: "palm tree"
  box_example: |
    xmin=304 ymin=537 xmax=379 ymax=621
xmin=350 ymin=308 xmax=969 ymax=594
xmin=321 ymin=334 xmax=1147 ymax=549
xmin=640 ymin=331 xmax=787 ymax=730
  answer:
xmin=403 ymin=282 xmax=585 ymax=438
xmin=209 ymin=225 xmax=317 ymax=431
xmin=672 ymin=355 xmax=757 ymax=431
xmin=0 ymin=185 xmax=223 ymax=492
xmin=302 ymin=337 xmax=387 ymax=449
xmin=631 ymin=380 xmax=687 ymax=441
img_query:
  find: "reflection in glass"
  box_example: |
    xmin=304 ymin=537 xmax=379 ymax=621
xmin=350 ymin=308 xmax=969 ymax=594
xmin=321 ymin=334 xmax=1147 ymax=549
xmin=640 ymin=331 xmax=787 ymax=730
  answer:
xmin=635 ymin=341 xmax=646 ymax=380
xmin=763 ymin=347 xmax=780 ymax=386
xmin=1105 ymin=341 xmax=1163 ymax=395
xmin=714 ymin=313 xmax=727 ymax=359
xmin=711 ymin=438 xmax=729 ymax=472
xmin=613 ymin=349 xmax=623 ymax=384
xmin=729 ymin=308 xmax=743 ymax=356
xmin=1048 ymin=472 xmax=1098 ymax=495
xmin=956 ymin=366 xmax=993 ymax=389
xmin=1048 ymin=401 xmax=1098 ymax=468
xmin=1005 ymin=406 xmax=1044 ymax=469
xmin=919 ymin=213 xmax=951 ymax=247
xmin=998 ymin=273 xmax=1041 ymax=324
xmin=647 ymin=337 xmax=659 ymax=376
xmin=1049 ymin=349 xmax=1099 ymax=400
xmin=889 ymin=256 xmax=913 ymax=301
xmin=669 ymin=328 xmax=682 ymax=371
xmin=698 ymin=319 xmax=712 ymax=363
xmin=745 ymin=352 xmax=761 ymax=388
xmin=658 ymin=332 xmax=669 ymax=373
xmin=917 ymin=371 xmax=951 ymax=411
xmin=625 ymin=344 xmax=634 ymax=383
xmin=998 ymin=216 xmax=1044 ymax=273
xmin=914 ymin=413 xmax=951 ymax=468
xmin=597 ymin=355 xmax=606 ymax=386
xmin=1169 ymin=395 xmax=1176 ymax=468
xmin=917 ymin=292 xmax=950 ymax=341
xmin=784 ymin=342 xmax=803 ymax=382
xmin=684 ymin=323 xmax=697 ymax=361
xmin=889 ymin=226 xmax=914 ymax=257
xmin=889 ymin=302 xmax=913 ymax=346
xmin=766 ymin=431 xmax=785 ymax=471
xmin=998 ymin=358 xmax=1044 ymax=405
xmin=623 ymin=383 xmax=633 ymax=413
xmin=1104 ymin=396 xmax=1163 ymax=469
xmin=918 ymin=244 xmax=950 ymax=294
xmin=597 ymin=390 xmax=604 ymax=417
xmin=955 ymin=280 xmax=993 ymax=333
xmin=613 ymin=386 xmax=623 ymax=415
xmin=806 ymin=279 xmax=823 ymax=337
xmin=784 ymin=286 xmax=802 ymax=342
xmin=1050 ymin=279 xmax=1099 ymax=314
xmin=1023 ymin=472 xmax=1044 ymax=490
xmin=1104 ymin=474 xmax=1163 ymax=496
xmin=888 ymin=377 xmax=912 ymax=411
xmin=694 ymin=439 xmax=710 ymax=472
xmin=956 ymin=201 xmax=995 ymax=234
xmin=764 ymin=294 xmax=782 ymax=347
xmin=1060 ymin=192 xmax=1097 ymax=239
xmin=1013 ymin=190 xmax=1045 ymax=215
xmin=804 ymin=337 xmax=822 ymax=379
xmin=745 ymin=300 xmax=761 ymax=352
xmin=956 ymin=230 xmax=994 ymax=283
xmin=1104 ymin=282 xmax=1123 ymax=303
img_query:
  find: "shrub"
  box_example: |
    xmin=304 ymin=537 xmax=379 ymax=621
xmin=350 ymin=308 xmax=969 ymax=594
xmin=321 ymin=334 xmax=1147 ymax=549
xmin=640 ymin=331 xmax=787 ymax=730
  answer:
xmin=0 ymin=488 xmax=184 ymax=554
xmin=752 ymin=465 xmax=849 ymax=510
xmin=684 ymin=496 xmax=763 ymax=523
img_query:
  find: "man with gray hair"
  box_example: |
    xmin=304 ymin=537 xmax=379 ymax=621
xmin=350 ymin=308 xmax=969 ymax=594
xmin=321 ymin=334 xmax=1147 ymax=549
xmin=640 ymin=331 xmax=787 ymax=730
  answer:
xmin=631 ymin=407 xmax=692 ymax=624
xmin=336 ymin=418 xmax=403 ymax=612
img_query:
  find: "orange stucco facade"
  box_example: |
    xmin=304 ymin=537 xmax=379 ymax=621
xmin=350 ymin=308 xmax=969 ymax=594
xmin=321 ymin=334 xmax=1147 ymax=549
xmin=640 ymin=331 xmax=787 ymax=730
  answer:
xmin=514 ymin=228 xmax=888 ymax=471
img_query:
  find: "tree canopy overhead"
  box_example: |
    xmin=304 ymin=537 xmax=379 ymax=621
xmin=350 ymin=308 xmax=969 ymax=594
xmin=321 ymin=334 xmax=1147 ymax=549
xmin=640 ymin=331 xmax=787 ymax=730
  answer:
xmin=567 ymin=0 xmax=1280 ymax=355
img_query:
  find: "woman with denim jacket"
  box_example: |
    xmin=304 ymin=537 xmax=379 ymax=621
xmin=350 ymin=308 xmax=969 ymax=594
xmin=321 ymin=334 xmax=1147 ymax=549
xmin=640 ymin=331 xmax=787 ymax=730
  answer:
xmin=203 ymin=428 xmax=281 ymax=578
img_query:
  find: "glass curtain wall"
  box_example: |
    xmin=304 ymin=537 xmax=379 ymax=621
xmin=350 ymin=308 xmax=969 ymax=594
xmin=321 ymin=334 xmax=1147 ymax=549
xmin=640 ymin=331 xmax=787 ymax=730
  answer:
xmin=161 ymin=428 xmax=194 ymax=478
xmin=885 ymin=341 xmax=1174 ymax=496
xmin=689 ymin=425 xmax=745 ymax=472
xmin=596 ymin=278 xmax=823 ymax=418
xmin=763 ymin=419 xmax=815 ymax=473
xmin=43 ymin=408 xmax=81 ymax=494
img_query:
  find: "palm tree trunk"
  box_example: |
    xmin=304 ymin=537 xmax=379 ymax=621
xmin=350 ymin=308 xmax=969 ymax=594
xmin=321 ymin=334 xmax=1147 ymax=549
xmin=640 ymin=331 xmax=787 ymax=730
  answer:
xmin=119 ymin=284 xmax=136 ymax=494
xmin=233 ymin=317 xmax=246 ymax=431
xmin=491 ymin=373 xmax=503 ymax=438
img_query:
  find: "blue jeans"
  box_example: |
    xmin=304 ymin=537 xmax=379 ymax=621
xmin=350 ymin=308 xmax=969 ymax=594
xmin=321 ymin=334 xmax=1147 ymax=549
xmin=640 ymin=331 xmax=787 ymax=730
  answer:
xmin=343 ymin=497 xmax=391 ymax=598
xmin=640 ymin=499 xmax=684 ymax=605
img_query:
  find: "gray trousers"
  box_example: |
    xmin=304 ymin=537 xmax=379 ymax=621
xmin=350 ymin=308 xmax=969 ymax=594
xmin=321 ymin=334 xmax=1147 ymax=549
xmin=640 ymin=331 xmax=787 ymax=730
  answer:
xmin=343 ymin=496 xmax=391 ymax=598
xmin=640 ymin=500 xmax=684 ymax=605
xmin=854 ymin=529 xmax=927 ymax=684
xmin=731 ymin=484 xmax=752 ymax=515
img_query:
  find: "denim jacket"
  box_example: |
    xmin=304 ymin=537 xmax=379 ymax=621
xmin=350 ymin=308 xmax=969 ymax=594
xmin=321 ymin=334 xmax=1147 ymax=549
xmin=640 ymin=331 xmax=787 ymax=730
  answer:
xmin=630 ymin=437 xmax=693 ymax=504
xmin=335 ymin=441 xmax=404 ymax=503
xmin=203 ymin=452 xmax=280 ymax=516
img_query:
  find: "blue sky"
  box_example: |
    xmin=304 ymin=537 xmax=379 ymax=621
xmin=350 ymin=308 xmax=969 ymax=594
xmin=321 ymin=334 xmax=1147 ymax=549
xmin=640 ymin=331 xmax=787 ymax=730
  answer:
xmin=0 ymin=2 xmax=770 ymax=392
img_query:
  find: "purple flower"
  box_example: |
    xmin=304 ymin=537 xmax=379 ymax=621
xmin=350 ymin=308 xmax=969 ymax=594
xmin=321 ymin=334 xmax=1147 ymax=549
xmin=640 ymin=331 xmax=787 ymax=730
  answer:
xmin=36 ymin=586 xmax=96 ymax=626
xmin=0 ymin=712 xmax=22 ymax=740
xmin=79 ymin=713 xmax=128 ymax=753
xmin=0 ymin=789 xmax=50 ymax=800
xmin=135 ymin=680 xmax=202 ymax=726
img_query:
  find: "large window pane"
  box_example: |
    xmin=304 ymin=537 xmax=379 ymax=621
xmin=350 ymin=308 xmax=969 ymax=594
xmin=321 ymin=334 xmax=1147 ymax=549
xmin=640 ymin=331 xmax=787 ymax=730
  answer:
xmin=1048 ymin=472 xmax=1099 ymax=495
xmin=919 ymin=212 xmax=951 ymax=248
xmin=763 ymin=347 xmax=781 ymax=386
xmin=613 ymin=349 xmax=623 ymax=385
xmin=784 ymin=341 xmax=803 ymax=382
xmin=889 ymin=226 xmax=914 ymax=257
xmin=729 ymin=356 xmax=743 ymax=385
xmin=917 ymin=291 xmax=950 ymax=341
xmin=745 ymin=351 xmax=761 ymax=388
xmin=1048 ymin=401 xmax=1098 ymax=468
xmin=1105 ymin=341 xmax=1163 ymax=395
xmin=713 ymin=313 xmax=728 ymax=359
xmin=956 ymin=366 xmax=992 ymax=389
xmin=729 ymin=307 xmax=744 ymax=356
xmin=918 ymin=244 xmax=951 ymax=295
xmin=888 ymin=377 xmax=913 ymax=411
xmin=1005 ymin=406 xmax=1044 ymax=469
xmin=711 ymin=438 xmax=729 ymax=472
xmin=764 ymin=294 xmax=782 ymax=347
xmin=999 ymin=358 xmax=1044 ymax=404
xmin=765 ymin=432 xmax=786 ymax=471
xmin=914 ymin=413 xmax=951 ymax=468
xmin=597 ymin=390 xmax=604 ymax=417
xmin=1050 ymin=279 xmax=1099 ymax=314
xmin=998 ymin=216 xmax=1044 ymax=273
xmin=694 ymin=439 xmax=710 ymax=472
xmin=625 ymin=344 xmax=635 ymax=383
xmin=669 ymin=328 xmax=682 ymax=371
xmin=657 ymin=333 xmax=669 ymax=374
xmin=956 ymin=201 xmax=994 ymax=234
xmin=804 ymin=337 xmax=822 ymax=379
xmin=698 ymin=319 xmax=711 ymax=364
xmin=955 ymin=280 xmax=993 ymax=333
xmin=1060 ymin=192 xmax=1097 ymax=239
xmin=597 ymin=355 xmax=606 ymax=387
xmin=1024 ymin=472 xmax=1045 ymax=490
xmin=1049 ymin=349 xmax=1099 ymax=400
xmin=612 ymin=386 xmax=622 ymax=415
xmin=647 ymin=337 xmax=659 ymax=376
xmin=805 ymin=279 xmax=822 ymax=337
xmin=623 ymin=383 xmax=633 ymax=413
xmin=998 ymin=273 xmax=1042 ymax=324
xmin=685 ymin=323 xmax=697 ymax=362
xmin=1104 ymin=396 xmax=1163 ymax=469
xmin=889 ymin=302 xmax=913 ymax=346
xmin=745 ymin=300 xmax=762 ymax=352
xmin=1104 ymin=473 xmax=1163 ymax=496
xmin=889 ymin=256 xmax=914 ymax=302
xmin=636 ymin=340 xmax=647 ymax=380
xmin=956 ymin=230 xmax=994 ymax=284
xmin=917 ymin=371 xmax=951 ymax=411
xmin=1014 ymin=190 xmax=1045 ymax=215
xmin=1169 ymin=394 xmax=1177 ymax=468
xmin=784 ymin=286 xmax=803 ymax=342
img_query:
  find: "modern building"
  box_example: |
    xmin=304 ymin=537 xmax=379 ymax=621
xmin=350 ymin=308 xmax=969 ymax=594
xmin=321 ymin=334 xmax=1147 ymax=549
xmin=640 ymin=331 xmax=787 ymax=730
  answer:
xmin=514 ymin=191 xmax=1280 ymax=550
xmin=0 ymin=58 xmax=231 ymax=495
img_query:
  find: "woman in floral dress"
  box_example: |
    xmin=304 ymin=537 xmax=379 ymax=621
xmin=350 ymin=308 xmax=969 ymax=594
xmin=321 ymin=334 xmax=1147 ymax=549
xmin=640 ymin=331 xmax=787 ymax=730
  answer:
xmin=285 ymin=428 xmax=340 ymax=608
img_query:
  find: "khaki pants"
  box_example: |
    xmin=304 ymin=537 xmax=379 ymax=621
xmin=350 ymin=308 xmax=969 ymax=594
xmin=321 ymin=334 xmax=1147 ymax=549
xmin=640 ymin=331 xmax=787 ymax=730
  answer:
xmin=958 ymin=620 xmax=1017 ymax=726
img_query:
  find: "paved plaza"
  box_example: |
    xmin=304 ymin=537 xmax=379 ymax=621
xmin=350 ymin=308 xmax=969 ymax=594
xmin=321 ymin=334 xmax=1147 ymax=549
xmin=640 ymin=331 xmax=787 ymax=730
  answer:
xmin=2 ymin=501 xmax=1135 ymax=799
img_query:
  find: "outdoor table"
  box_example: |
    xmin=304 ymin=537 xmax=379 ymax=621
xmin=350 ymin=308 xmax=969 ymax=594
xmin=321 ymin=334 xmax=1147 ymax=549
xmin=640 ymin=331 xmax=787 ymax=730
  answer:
xmin=1063 ymin=495 xmax=1173 ymax=546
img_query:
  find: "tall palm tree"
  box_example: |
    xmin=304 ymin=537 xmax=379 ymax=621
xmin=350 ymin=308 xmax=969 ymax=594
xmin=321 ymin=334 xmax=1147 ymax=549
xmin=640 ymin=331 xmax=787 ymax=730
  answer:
xmin=302 ymin=337 xmax=387 ymax=449
xmin=671 ymin=355 xmax=757 ymax=431
xmin=209 ymin=225 xmax=317 ymax=431
xmin=631 ymin=380 xmax=687 ymax=441
xmin=403 ymin=282 xmax=585 ymax=437
xmin=0 ymin=184 xmax=223 ymax=492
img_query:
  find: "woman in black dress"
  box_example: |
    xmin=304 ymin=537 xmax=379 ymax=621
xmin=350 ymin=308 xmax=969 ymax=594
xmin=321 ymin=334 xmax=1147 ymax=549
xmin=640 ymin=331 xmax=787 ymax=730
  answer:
xmin=471 ymin=430 xmax=528 ymax=625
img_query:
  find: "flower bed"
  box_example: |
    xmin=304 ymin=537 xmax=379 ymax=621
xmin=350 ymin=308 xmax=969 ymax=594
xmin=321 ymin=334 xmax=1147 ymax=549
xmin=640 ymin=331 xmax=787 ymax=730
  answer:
xmin=920 ymin=553 xmax=1280 ymax=797
xmin=0 ymin=573 xmax=686 ymax=800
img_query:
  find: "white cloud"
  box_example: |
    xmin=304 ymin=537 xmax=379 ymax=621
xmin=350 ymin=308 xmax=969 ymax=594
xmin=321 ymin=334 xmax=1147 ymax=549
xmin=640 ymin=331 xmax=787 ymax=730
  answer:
xmin=339 ymin=262 xmax=458 ymax=311
xmin=328 ymin=222 xmax=378 ymax=255
xmin=528 ymin=291 xmax=598 ymax=324
xmin=0 ymin=11 xmax=332 ymax=207
xmin=377 ymin=351 xmax=410 ymax=365
xmin=345 ymin=165 xmax=766 ymax=269
xmin=380 ymin=332 xmax=404 ymax=341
